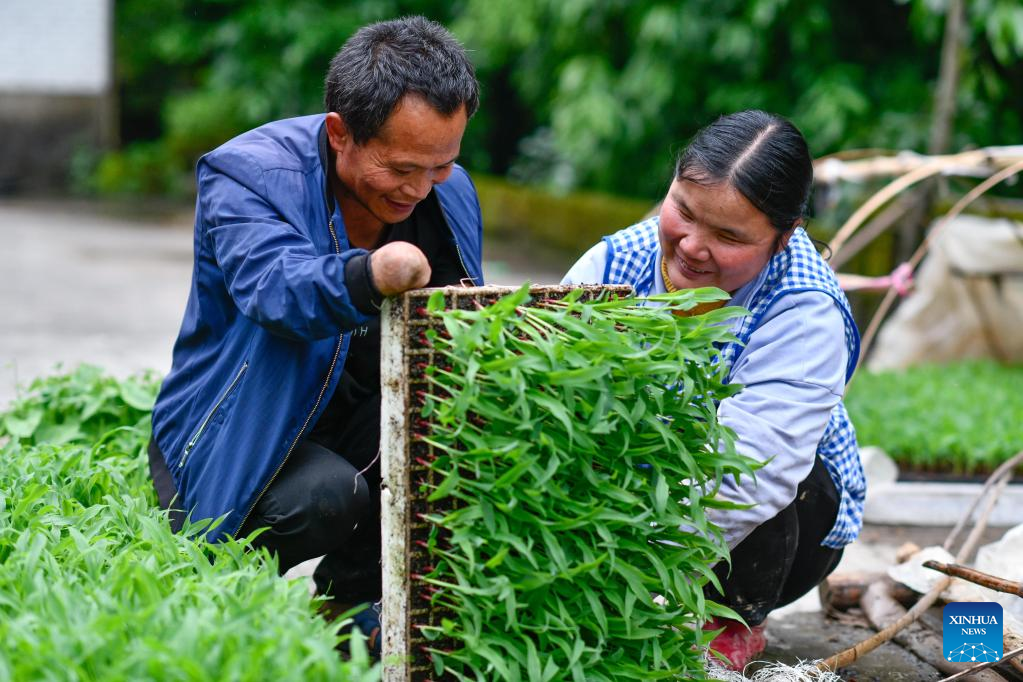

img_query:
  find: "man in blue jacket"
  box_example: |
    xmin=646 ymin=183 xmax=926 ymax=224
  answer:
xmin=147 ymin=16 xmax=483 ymax=653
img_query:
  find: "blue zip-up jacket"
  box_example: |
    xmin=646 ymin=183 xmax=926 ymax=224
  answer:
xmin=151 ymin=114 xmax=484 ymax=542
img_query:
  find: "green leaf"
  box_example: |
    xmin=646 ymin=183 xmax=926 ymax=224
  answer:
xmin=427 ymin=468 xmax=460 ymax=502
xmin=654 ymin=472 xmax=668 ymax=515
xmin=2 ymin=409 xmax=43 ymax=439
xmin=119 ymin=377 xmax=158 ymax=411
xmin=34 ymin=420 xmax=84 ymax=445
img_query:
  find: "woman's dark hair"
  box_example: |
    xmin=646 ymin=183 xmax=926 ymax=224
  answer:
xmin=675 ymin=110 xmax=813 ymax=236
xmin=324 ymin=16 xmax=480 ymax=144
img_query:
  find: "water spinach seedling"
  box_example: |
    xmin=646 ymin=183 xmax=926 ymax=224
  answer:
xmin=415 ymin=284 xmax=759 ymax=681
xmin=0 ymin=368 xmax=380 ymax=682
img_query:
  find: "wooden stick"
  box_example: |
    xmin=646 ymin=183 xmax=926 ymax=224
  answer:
xmin=907 ymin=0 xmax=963 ymax=274
xmin=829 ymin=159 xmax=960 ymax=258
xmin=923 ymin=561 xmax=1023 ymax=597
xmin=944 ymin=450 xmax=1023 ymax=554
xmin=928 ymin=0 xmax=964 ymax=156
xmin=813 ymin=146 xmax=1023 ymax=184
xmin=816 ymin=454 xmax=1019 ymax=673
xmin=935 ymin=645 xmax=1023 ymax=682
xmin=828 ymin=193 xmax=915 ymax=270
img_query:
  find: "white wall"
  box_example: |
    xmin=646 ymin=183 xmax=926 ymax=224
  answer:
xmin=0 ymin=0 xmax=112 ymax=94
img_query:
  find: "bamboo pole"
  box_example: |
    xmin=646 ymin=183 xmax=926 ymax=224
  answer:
xmin=895 ymin=0 xmax=965 ymax=265
xmin=922 ymin=561 xmax=1023 ymax=597
xmin=813 ymin=146 xmax=1023 ymax=184
xmin=857 ymin=159 xmax=1023 ymax=366
xmin=828 ymin=194 xmax=915 ymax=270
xmin=829 ymin=159 xmax=965 ymax=257
xmin=943 ymin=451 xmax=1023 ymax=554
xmin=928 ymin=0 xmax=964 ymax=157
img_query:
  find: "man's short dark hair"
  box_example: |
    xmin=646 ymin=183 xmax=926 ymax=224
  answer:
xmin=324 ymin=16 xmax=480 ymax=144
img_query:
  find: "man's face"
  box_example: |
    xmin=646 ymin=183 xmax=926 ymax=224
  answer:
xmin=327 ymin=95 xmax=467 ymax=226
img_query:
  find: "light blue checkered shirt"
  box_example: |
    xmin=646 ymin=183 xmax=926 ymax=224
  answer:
xmin=589 ymin=218 xmax=865 ymax=549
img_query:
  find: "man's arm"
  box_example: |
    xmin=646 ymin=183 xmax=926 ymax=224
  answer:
xmin=200 ymin=153 xmax=426 ymax=340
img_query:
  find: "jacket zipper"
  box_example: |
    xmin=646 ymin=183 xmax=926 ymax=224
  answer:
xmin=453 ymin=239 xmax=473 ymax=284
xmin=439 ymin=201 xmax=474 ymax=284
xmin=236 ymin=218 xmax=345 ymax=533
xmin=180 ymin=361 xmax=249 ymax=469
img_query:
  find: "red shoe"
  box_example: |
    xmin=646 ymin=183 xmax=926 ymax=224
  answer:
xmin=704 ymin=616 xmax=767 ymax=671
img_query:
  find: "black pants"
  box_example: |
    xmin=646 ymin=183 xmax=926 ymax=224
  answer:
xmin=150 ymin=397 xmax=384 ymax=604
xmin=237 ymin=395 xmax=384 ymax=604
xmin=704 ymin=456 xmax=844 ymax=626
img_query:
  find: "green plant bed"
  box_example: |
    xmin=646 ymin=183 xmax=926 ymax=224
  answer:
xmin=845 ymin=360 xmax=1023 ymax=476
xmin=0 ymin=367 xmax=378 ymax=682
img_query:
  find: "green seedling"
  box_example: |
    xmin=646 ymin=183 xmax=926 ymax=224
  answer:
xmin=0 ymin=368 xmax=380 ymax=682
xmin=415 ymin=285 xmax=759 ymax=681
xmin=846 ymin=361 xmax=1023 ymax=475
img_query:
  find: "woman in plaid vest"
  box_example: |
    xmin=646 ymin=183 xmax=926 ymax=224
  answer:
xmin=563 ymin=110 xmax=865 ymax=670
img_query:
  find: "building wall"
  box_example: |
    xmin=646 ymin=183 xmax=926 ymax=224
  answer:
xmin=0 ymin=0 xmax=114 ymax=193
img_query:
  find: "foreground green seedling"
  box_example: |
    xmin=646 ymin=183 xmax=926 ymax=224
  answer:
xmin=0 ymin=368 xmax=379 ymax=682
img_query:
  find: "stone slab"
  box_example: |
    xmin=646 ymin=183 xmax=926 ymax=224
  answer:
xmin=764 ymin=611 xmax=942 ymax=681
xmin=865 ymin=482 xmax=1023 ymax=527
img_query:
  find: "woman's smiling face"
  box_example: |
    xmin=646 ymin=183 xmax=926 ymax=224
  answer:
xmin=658 ymin=177 xmax=789 ymax=294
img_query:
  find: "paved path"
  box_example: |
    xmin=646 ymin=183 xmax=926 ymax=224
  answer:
xmin=1 ymin=200 xmax=195 ymax=407
xmin=0 ymin=198 xmax=569 ymax=407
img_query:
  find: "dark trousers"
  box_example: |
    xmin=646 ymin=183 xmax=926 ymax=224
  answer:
xmin=238 ymin=396 xmax=384 ymax=604
xmin=704 ymin=455 xmax=844 ymax=626
xmin=149 ymin=397 xmax=384 ymax=605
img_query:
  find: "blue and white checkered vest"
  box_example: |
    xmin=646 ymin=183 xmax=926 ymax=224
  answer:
xmin=603 ymin=218 xmax=866 ymax=548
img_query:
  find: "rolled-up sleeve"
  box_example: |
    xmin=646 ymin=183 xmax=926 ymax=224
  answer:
xmin=711 ymin=291 xmax=848 ymax=548
xmin=199 ymin=151 xmax=372 ymax=340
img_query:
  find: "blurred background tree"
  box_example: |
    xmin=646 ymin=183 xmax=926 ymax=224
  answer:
xmin=97 ymin=0 xmax=1023 ymax=206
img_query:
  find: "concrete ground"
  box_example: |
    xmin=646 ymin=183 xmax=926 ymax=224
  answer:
xmin=1 ymin=198 xmax=1000 ymax=679
xmin=766 ymin=524 xmax=1013 ymax=680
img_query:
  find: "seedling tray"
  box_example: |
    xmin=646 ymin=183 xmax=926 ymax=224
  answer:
xmin=378 ymin=285 xmax=630 ymax=681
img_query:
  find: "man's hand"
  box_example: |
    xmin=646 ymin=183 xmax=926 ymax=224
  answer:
xmin=370 ymin=241 xmax=431 ymax=296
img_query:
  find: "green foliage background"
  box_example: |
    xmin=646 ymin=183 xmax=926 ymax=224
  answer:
xmin=99 ymin=0 xmax=1023 ymax=200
